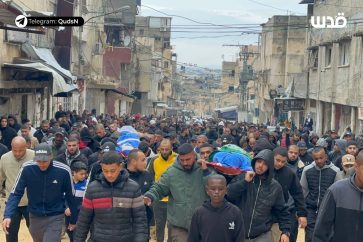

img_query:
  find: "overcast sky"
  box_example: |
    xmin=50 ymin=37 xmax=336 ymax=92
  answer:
xmin=140 ymin=0 xmax=307 ymax=69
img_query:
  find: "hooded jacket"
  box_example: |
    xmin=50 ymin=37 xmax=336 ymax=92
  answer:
xmin=187 ymin=200 xmax=245 ymax=242
xmin=227 ymin=149 xmax=290 ymax=239
xmin=330 ymin=139 xmax=347 ymax=170
xmin=313 ymin=175 xmax=363 ymax=242
xmin=252 ymin=138 xmax=274 ymax=154
xmin=300 ymin=161 xmax=342 ymax=211
xmin=8 ymin=115 xmax=21 ymax=132
xmin=74 ymin=170 xmax=148 ymax=242
xmin=0 ymin=125 xmax=17 ymax=150
xmin=144 ymin=158 xmax=211 ymax=230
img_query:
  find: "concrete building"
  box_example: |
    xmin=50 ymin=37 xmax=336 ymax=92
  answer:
xmin=254 ymin=15 xmax=307 ymax=126
xmin=300 ymin=0 xmax=363 ymax=134
xmin=0 ymin=0 xmax=78 ymax=126
xmin=84 ymin=0 xmax=138 ymax=116
xmin=133 ymin=16 xmax=174 ymax=115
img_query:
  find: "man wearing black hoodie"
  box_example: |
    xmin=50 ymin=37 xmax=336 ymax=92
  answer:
xmin=188 ymin=174 xmax=245 ymax=242
xmin=227 ymin=149 xmax=290 ymax=242
xmin=0 ymin=116 xmax=17 ymax=150
xmin=272 ymin=147 xmax=307 ymax=242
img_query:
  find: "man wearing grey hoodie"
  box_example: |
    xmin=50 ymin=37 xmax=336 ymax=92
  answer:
xmin=329 ymin=139 xmax=347 ymax=170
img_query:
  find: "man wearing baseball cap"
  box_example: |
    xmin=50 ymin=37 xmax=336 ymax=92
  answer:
xmin=3 ymin=143 xmax=77 ymax=242
xmin=341 ymin=154 xmax=355 ymax=179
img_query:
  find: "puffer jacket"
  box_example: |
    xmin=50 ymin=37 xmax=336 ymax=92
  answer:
xmin=227 ymin=149 xmax=290 ymax=239
xmin=144 ymin=158 xmax=211 ymax=230
xmin=300 ymin=161 xmax=342 ymax=211
xmin=74 ymin=170 xmax=148 ymax=242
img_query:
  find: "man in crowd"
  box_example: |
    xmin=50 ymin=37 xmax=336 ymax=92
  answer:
xmin=300 ymin=146 xmax=342 ymax=242
xmin=0 ymin=116 xmax=17 ymax=150
xmin=144 ymin=143 xmax=211 ymax=242
xmin=346 ymin=140 xmax=359 ymax=157
xmin=93 ymin=124 xmax=110 ymax=143
xmin=297 ymin=141 xmax=313 ymax=166
xmin=45 ymin=127 xmax=67 ymax=157
xmin=0 ymin=137 xmax=34 ymax=242
xmin=227 ymin=149 xmax=290 ymax=242
xmin=3 ymin=143 xmax=77 ymax=242
xmin=147 ymin=139 xmax=177 ymax=242
xmin=199 ymin=143 xmax=214 ymax=161
xmin=287 ymin=145 xmax=306 ymax=179
xmin=74 ymin=151 xmax=148 ymax=242
xmin=20 ymin=124 xmax=39 ymax=150
xmin=194 ymin=135 xmax=208 ymax=154
xmin=127 ymin=149 xmax=154 ymax=236
xmin=313 ymin=150 xmax=363 ymax=242
xmin=56 ymin=137 xmax=88 ymax=168
xmin=272 ymin=147 xmax=307 ymax=242
xmin=33 ymin=120 xmax=50 ymax=143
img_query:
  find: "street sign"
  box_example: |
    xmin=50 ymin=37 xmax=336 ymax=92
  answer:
xmin=276 ymin=98 xmax=305 ymax=112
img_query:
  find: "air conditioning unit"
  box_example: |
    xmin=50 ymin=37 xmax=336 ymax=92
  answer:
xmin=94 ymin=42 xmax=103 ymax=55
xmin=160 ymin=27 xmax=167 ymax=32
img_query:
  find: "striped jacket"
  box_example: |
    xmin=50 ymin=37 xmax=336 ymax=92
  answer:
xmin=4 ymin=160 xmax=78 ymax=223
xmin=74 ymin=169 xmax=148 ymax=242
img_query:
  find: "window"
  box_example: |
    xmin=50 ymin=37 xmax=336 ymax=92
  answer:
xmin=139 ymin=29 xmax=144 ymax=36
xmin=164 ymin=61 xmax=169 ymax=68
xmin=228 ymin=86 xmax=234 ymax=93
xmin=229 ymin=70 xmax=235 ymax=77
xmin=309 ymin=48 xmax=318 ymax=68
xmin=325 ymin=45 xmax=332 ymax=67
xmin=340 ymin=41 xmax=350 ymax=65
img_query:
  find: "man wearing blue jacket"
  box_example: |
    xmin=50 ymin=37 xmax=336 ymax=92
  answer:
xmin=2 ymin=143 xmax=77 ymax=242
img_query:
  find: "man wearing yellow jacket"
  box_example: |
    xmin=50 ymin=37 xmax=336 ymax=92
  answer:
xmin=147 ymin=139 xmax=177 ymax=242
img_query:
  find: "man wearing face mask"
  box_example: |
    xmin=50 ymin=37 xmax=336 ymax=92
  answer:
xmin=147 ymin=139 xmax=178 ymax=242
xmin=144 ymin=143 xmax=212 ymax=242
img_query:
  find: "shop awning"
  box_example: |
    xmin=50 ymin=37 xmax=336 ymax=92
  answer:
xmin=3 ymin=62 xmax=77 ymax=97
xmin=22 ymin=43 xmax=77 ymax=82
xmin=87 ymin=82 xmax=135 ymax=102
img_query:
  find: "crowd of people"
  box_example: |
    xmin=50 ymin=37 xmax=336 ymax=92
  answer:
xmin=0 ymin=107 xmax=362 ymax=242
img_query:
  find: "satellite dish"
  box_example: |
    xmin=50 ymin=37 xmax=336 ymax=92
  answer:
xmin=124 ymin=35 xmax=131 ymax=46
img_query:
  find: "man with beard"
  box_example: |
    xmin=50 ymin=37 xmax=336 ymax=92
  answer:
xmin=147 ymin=139 xmax=177 ymax=242
xmin=34 ymin=120 xmax=50 ymax=143
xmin=56 ymin=137 xmax=88 ymax=168
xmin=45 ymin=128 xmax=67 ymax=157
xmin=286 ymin=145 xmax=306 ymax=179
xmin=144 ymin=143 xmax=211 ymax=242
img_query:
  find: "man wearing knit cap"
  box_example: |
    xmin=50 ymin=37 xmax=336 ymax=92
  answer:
xmin=144 ymin=143 xmax=212 ymax=242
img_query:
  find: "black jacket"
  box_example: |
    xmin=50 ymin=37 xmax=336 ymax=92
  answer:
xmin=56 ymin=150 xmax=88 ymax=168
xmin=74 ymin=170 xmax=148 ymax=242
xmin=0 ymin=126 xmax=17 ymax=150
xmin=227 ymin=149 xmax=290 ymax=239
xmin=273 ymin=166 xmax=307 ymax=217
xmin=128 ymin=170 xmax=154 ymax=225
xmin=188 ymin=200 xmax=245 ymax=242
xmin=299 ymin=152 xmax=313 ymax=166
xmin=33 ymin=129 xmax=48 ymax=143
xmin=313 ymin=176 xmax=363 ymax=242
xmin=300 ymin=161 xmax=342 ymax=211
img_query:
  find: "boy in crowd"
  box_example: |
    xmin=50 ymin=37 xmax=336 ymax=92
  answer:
xmin=188 ymin=174 xmax=245 ymax=242
xmin=65 ymin=162 xmax=88 ymax=242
